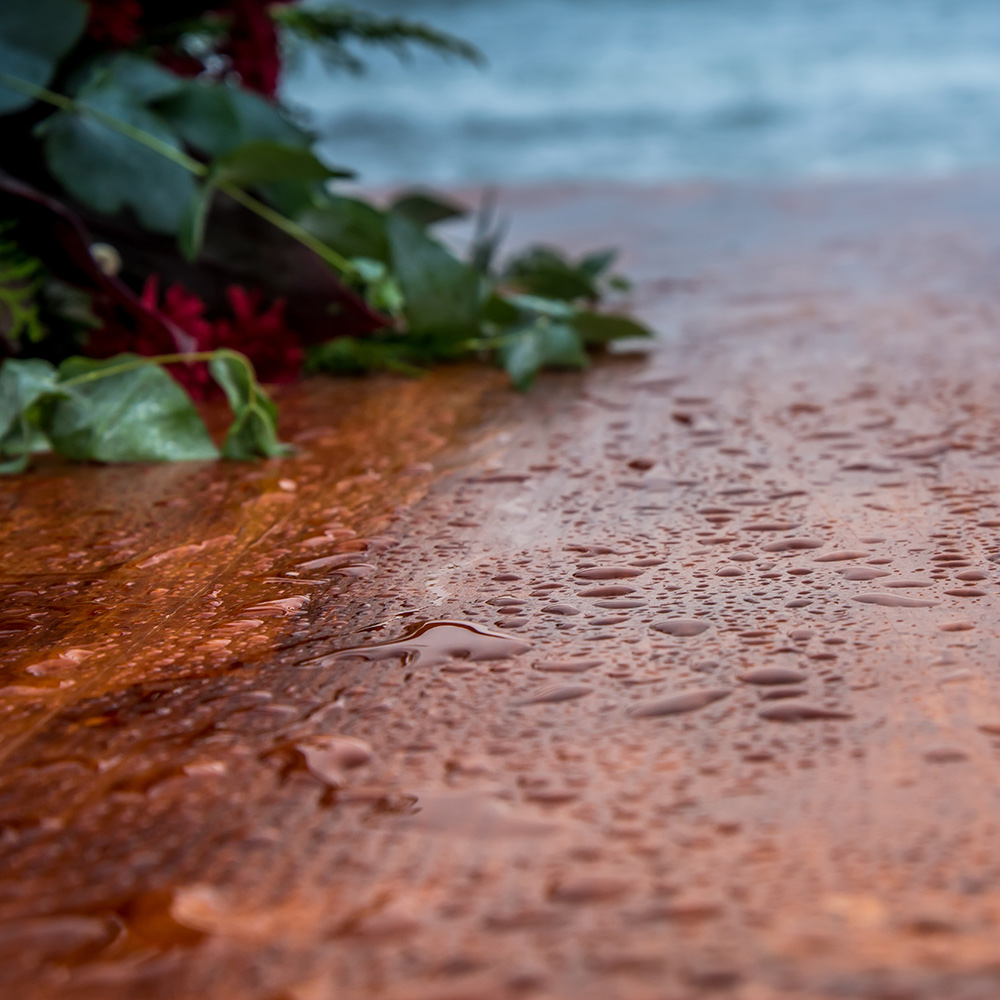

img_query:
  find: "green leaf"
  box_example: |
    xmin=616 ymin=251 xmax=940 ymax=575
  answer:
xmin=571 ymin=311 xmax=653 ymax=346
xmin=503 ymin=245 xmax=600 ymax=302
xmin=157 ymin=80 xmax=311 ymax=158
xmin=156 ymin=82 xmax=325 ymax=217
xmin=299 ymin=198 xmax=390 ymax=262
xmin=579 ymin=248 xmax=618 ymax=279
xmin=498 ymin=320 xmax=589 ymax=391
xmin=0 ymin=358 xmax=60 ymax=471
xmin=0 ymin=0 xmax=87 ymax=115
xmin=0 ymin=357 xmax=57 ymax=440
xmin=390 ymin=190 xmax=467 ymax=229
xmin=209 ymin=140 xmax=353 ymax=188
xmin=504 ymin=294 xmax=575 ymax=319
xmin=208 ymin=350 xmax=292 ymax=459
xmin=481 ymin=292 xmax=521 ymax=328
xmin=87 ymin=54 xmax=183 ymax=103
xmin=41 ymin=58 xmax=195 ymax=234
xmin=49 ymin=355 xmax=219 ymax=462
xmin=387 ymin=213 xmax=481 ymax=338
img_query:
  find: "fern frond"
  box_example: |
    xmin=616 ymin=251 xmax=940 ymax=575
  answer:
xmin=0 ymin=223 xmax=46 ymax=349
xmin=274 ymin=4 xmax=484 ymax=74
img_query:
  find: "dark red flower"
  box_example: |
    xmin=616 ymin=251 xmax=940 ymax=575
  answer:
xmin=155 ymin=49 xmax=207 ymax=79
xmin=89 ymin=277 xmax=302 ymax=399
xmin=219 ymin=0 xmax=291 ymax=98
xmin=86 ymin=0 xmax=144 ymax=47
xmin=214 ymin=285 xmax=303 ymax=383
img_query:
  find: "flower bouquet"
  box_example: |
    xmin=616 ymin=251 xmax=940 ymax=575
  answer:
xmin=0 ymin=1 xmax=651 ymax=471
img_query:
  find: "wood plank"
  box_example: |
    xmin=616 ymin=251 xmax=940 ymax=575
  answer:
xmin=5 ymin=176 xmax=1000 ymax=999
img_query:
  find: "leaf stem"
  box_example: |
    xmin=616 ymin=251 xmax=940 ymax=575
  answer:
xmin=60 ymin=352 xmax=220 ymax=388
xmin=216 ymin=182 xmax=354 ymax=275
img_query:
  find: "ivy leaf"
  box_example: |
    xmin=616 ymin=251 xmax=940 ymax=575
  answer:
xmin=157 ymin=80 xmax=312 ymax=157
xmin=208 ymin=349 xmax=292 ymax=459
xmin=386 ymin=213 xmax=481 ymax=338
xmin=390 ymin=190 xmax=467 ymax=229
xmin=498 ymin=319 xmax=589 ymax=391
xmin=209 ymin=140 xmax=353 ymax=187
xmin=0 ymin=357 xmax=61 ymax=472
xmin=299 ymin=197 xmax=390 ymax=262
xmin=48 ymin=355 xmax=219 ymax=462
xmin=40 ymin=57 xmax=194 ymax=234
xmin=0 ymin=0 xmax=87 ymax=115
xmin=0 ymin=357 xmax=57 ymax=438
xmin=503 ymin=245 xmax=604 ymax=302
xmin=571 ymin=311 xmax=653 ymax=346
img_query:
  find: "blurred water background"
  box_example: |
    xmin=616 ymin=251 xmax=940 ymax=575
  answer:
xmin=284 ymin=0 xmax=1000 ymax=186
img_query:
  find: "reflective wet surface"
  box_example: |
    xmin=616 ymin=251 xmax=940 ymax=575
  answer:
xmin=6 ymin=175 xmax=1000 ymax=998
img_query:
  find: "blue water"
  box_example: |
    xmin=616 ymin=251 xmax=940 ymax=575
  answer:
xmin=283 ymin=0 xmax=1000 ymax=185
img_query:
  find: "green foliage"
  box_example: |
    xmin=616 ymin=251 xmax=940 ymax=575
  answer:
xmin=156 ymin=80 xmax=311 ymax=158
xmin=390 ymin=190 xmax=468 ymax=229
xmin=181 ymin=139 xmax=353 ymax=259
xmin=274 ymin=4 xmax=484 ymax=74
xmin=0 ymin=352 xmax=290 ymax=472
xmin=0 ymin=1 xmax=656 ymax=479
xmin=49 ymin=355 xmax=219 ymax=462
xmin=386 ymin=213 xmax=481 ymax=340
xmin=0 ymin=0 xmax=86 ymax=114
xmin=503 ymin=245 xmax=629 ymax=301
xmin=299 ymin=197 xmax=391 ymax=262
xmin=208 ymin=349 xmax=293 ymax=459
xmin=38 ymin=55 xmax=196 ymax=234
xmin=0 ymin=224 xmax=45 ymax=350
xmin=498 ymin=318 xmax=590 ymax=391
xmin=0 ymin=357 xmax=64 ymax=472
xmin=571 ymin=310 xmax=651 ymax=346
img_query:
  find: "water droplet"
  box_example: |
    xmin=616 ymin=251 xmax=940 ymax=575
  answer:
xmin=574 ymin=567 xmax=644 ymax=580
xmin=758 ymin=703 xmax=853 ymax=722
xmin=924 ymin=748 xmax=968 ymax=764
xmin=940 ymin=621 xmax=975 ymax=632
xmin=852 ymin=593 xmax=938 ymax=608
xmin=549 ymin=877 xmax=633 ymax=904
xmin=306 ymin=621 xmax=531 ymax=669
xmin=814 ymin=550 xmax=869 ymax=562
xmin=738 ymin=667 xmax=808 ymax=686
xmin=652 ymin=618 xmax=711 ymax=636
xmin=761 ymin=538 xmax=824 ymax=552
xmin=534 ymin=659 xmax=602 ymax=673
xmin=518 ymin=685 xmax=593 ymax=705
xmin=840 ymin=567 xmax=891 ymax=581
xmin=297 ymin=737 xmax=374 ymax=784
xmin=628 ymin=687 xmax=731 ymax=717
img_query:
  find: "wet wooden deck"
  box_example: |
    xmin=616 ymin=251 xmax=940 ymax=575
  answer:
xmin=6 ymin=176 xmax=1000 ymax=1000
